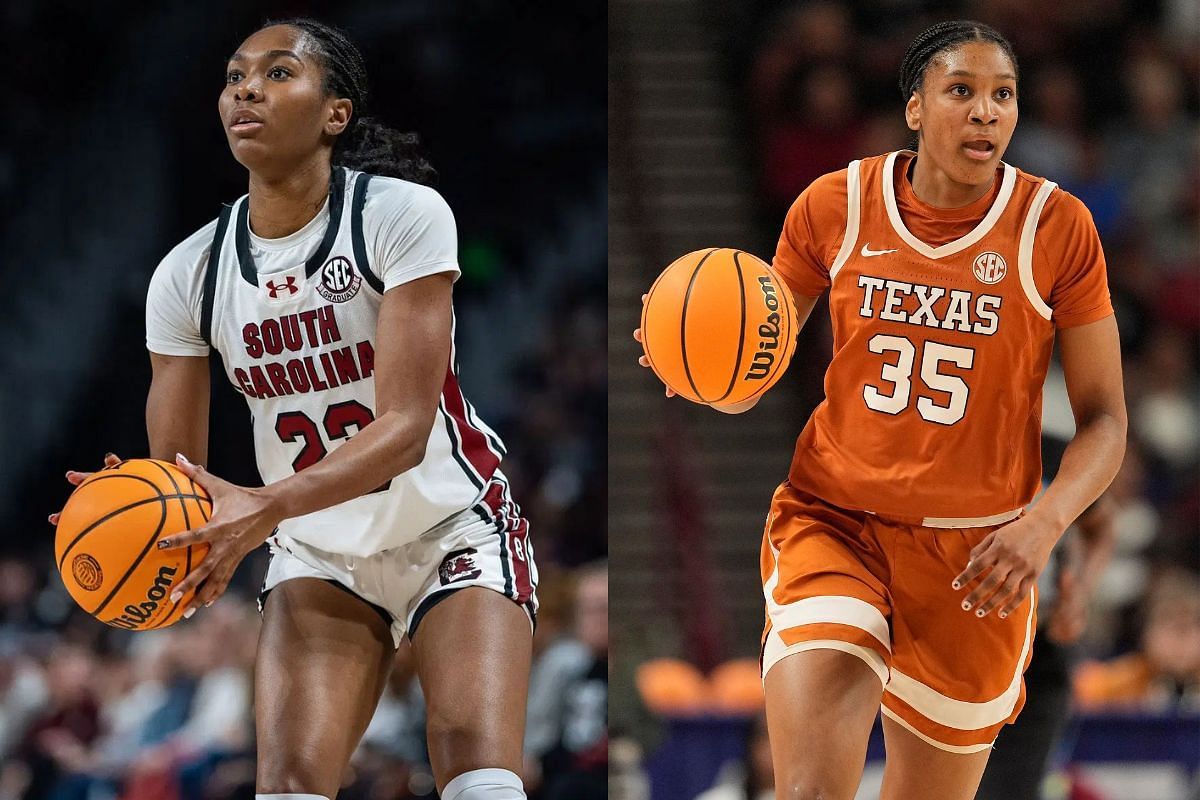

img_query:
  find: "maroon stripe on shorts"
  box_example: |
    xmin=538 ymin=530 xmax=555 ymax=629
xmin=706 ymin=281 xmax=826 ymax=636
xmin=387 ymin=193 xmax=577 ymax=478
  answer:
xmin=441 ymin=365 xmax=500 ymax=482
xmin=508 ymin=517 xmax=534 ymax=602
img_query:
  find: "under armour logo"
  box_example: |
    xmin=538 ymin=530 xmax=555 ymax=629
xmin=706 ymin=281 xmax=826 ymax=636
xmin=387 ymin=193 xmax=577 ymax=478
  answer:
xmin=265 ymin=277 xmax=299 ymax=298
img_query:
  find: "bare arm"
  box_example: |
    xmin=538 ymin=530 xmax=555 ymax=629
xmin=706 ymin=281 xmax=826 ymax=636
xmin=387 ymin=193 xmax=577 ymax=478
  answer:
xmin=1032 ymin=316 xmax=1127 ymax=531
xmin=957 ymin=315 xmax=1127 ymax=619
xmin=147 ymin=353 xmax=211 ymax=464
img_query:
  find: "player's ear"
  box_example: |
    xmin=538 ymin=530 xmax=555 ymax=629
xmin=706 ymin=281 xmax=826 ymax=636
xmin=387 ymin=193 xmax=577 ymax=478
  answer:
xmin=905 ymin=92 xmax=921 ymax=132
xmin=325 ymin=98 xmax=353 ymax=137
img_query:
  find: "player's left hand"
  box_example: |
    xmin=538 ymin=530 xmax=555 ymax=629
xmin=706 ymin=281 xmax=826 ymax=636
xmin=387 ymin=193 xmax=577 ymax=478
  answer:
xmin=157 ymin=453 xmax=282 ymax=617
xmin=953 ymin=514 xmax=1059 ymax=621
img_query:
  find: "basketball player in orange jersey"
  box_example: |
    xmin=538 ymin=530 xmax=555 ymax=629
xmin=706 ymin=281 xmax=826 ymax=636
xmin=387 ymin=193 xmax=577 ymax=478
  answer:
xmin=50 ymin=19 xmax=535 ymax=800
xmin=636 ymin=19 xmax=1126 ymax=800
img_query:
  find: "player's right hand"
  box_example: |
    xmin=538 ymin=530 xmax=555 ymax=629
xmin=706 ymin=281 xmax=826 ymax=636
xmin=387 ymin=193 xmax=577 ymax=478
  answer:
xmin=635 ymin=293 xmax=676 ymax=398
xmin=48 ymin=453 xmax=122 ymax=525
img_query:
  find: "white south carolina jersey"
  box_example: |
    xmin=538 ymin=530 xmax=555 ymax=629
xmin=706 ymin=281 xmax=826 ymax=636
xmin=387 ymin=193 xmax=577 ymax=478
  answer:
xmin=146 ymin=167 xmax=505 ymax=556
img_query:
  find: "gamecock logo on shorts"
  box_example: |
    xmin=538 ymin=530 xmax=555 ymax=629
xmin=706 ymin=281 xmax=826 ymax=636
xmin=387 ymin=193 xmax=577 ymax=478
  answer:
xmin=972 ymin=251 xmax=1007 ymax=285
xmin=438 ymin=548 xmax=482 ymax=585
xmin=318 ymin=256 xmax=362 ymax=303
xmin=72 ymin=554 xmax=103 ymax=591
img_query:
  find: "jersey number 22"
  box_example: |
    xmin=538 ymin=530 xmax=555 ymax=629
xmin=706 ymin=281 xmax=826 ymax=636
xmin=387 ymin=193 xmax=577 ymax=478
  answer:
xmin=275 ymin=400 xmax=392 ymax=493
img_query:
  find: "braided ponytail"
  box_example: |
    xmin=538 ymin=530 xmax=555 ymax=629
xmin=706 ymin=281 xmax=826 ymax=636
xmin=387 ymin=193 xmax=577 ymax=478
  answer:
xmin=267 ymin=17 xmax=437 ymax=186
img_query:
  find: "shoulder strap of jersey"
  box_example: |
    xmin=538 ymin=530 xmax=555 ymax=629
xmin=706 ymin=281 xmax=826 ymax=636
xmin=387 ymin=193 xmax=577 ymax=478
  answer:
xmin=350 ymin=173 xmax=386 ymax=294
xmin=1017 ymin=179 xmax=1057 ymax=321
xmin=200 ymin=203 xmax=234 ymax=348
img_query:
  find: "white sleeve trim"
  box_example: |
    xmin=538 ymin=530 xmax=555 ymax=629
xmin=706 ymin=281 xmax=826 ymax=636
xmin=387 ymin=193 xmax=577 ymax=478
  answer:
xmin=1017 ymin=180 xmax=1057 ymax=321
xmin=829 ymin=160 xmax=862 ymax=281
xmin=146 ymin=342 xmax=210 ymax=357
xmin=382 ymin=259 xmax=461 ymax=292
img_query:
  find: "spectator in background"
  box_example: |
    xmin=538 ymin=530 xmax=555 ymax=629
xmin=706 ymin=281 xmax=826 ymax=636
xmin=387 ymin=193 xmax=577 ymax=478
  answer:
xmin=0 ymin=652 xmax=49 ymax=762
xmin=1105 ymin=53 xmax=1197 ymax=264
xmin=523 ymin=567 xmax=590 ymax=798
xmin=18 ymin=644 xmax=100 ymax=800
xmin=538 ymin=562 xmax=607 ymax=800
xmin=747 ymin=2 xmax=864 ymax=215
xmin=1129 ymin=325 xmax=1200 ymax=472
xmin=759 ymin=63 xmax=865 ymax=214
xmin=1004 ymin=62 xmax=1087 ymax=183
xmin=1075 ymin=569 xmax=1200 ymax=710
xmin=748 ymin=1 xmax=854 ymax=124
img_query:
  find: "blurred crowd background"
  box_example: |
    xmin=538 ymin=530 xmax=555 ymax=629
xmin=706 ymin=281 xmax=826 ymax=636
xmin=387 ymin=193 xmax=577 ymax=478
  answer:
xmin=0 ymin=1 xmax=605 ymax=799
xmin=611 ymin=0 xmax=1197 ymax=798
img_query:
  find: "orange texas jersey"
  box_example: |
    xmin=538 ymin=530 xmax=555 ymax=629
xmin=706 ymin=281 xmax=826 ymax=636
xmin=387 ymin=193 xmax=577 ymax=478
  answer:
xmin=773 ymin=151 xmax=1113 ymax=526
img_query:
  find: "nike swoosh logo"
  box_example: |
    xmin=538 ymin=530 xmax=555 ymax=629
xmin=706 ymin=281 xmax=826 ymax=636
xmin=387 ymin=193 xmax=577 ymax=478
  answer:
xmin=861 ymin=244 xmax=898 ymax=257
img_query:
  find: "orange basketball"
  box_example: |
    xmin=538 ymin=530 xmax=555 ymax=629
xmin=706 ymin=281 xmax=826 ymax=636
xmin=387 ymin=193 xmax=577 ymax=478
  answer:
xmin=55 ymin=459 xmax=211 ymax=630
xmin=640 ymin=248 xmax=798 ymax=406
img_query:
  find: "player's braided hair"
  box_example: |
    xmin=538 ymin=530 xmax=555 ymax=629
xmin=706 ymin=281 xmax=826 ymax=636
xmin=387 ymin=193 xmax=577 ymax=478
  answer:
xmin=266 ymin=17 xmax=437 ymax=186
xmin=898 ymin=20 xmax=1018 ymax=100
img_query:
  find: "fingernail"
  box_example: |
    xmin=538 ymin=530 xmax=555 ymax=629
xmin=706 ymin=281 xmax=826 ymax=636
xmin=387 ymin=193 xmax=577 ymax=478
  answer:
xmin=183 ymin=608 xmax=195 ymax=619
xmin=48 ymin=515 xmax=55 ymax=524
xmin=157 ymin=540 xmax=170 ymax=550
xmin=952 ymin=581 xmax=961 ymax=590
xmin=205 ymin=601 xmax=213 ymax=608
xmin=999 ymin=612 xmax=1008 ymax=619
xmin=104 ymin=452 xmax=115 ymax=460
xmin=975 ymin=609 xmax=985 ymax=617
xmin=176 ymin=453 xmax=191 ymax=466
xmin=170 ymin=591 xmax=182 ymax=604
xmin=962 ymin=601 xmax=971 ymax=610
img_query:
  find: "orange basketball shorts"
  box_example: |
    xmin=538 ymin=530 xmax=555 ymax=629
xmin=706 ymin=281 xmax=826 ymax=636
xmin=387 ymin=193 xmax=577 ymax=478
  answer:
xmin=759 ymin=481 xmax=1037 ymax=753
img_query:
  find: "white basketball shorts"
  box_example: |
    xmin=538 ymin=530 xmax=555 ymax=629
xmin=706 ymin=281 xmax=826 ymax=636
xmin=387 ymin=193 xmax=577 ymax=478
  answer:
xmin=259 ymin=471 xmax=538 ymax=647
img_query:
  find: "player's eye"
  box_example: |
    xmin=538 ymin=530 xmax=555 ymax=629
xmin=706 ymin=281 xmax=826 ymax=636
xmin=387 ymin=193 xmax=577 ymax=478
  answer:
xmin=950 ymin=84 xmax=970 ymax=97
xmin=268 ymin=66 xmax=292 ymax=80
xmin=225 ymin=70 xmax=242 ymax=84
xmin=996 ymin=87 xmax=1014 ymax=100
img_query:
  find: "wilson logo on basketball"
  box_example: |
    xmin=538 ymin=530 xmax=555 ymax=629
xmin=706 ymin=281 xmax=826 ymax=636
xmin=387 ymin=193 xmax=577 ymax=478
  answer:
xmin=108 ymin=565 xmax=177 ymax=630
xmin=972 ymin=252 xmax=1007 ymax=285
xmin=71 ymin=554 xmax=103 ymax=591
xmin=318 ymin=256 xmax=361 ymax=303
xmin=745 ymin=276 xmax=782 ymax=381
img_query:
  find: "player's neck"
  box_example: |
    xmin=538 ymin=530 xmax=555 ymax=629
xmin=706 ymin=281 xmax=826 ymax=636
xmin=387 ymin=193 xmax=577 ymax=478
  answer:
xmin=246 ymin=158 xmax=333 ymax=240
xmin=908 ymin=155 xmax=993 ymax=209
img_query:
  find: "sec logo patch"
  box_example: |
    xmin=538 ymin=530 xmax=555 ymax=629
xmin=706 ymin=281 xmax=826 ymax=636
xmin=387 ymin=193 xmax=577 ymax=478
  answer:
xmin=972 ymin=251 xmax=1007 ymax=285
xmin=318 ymin=256 xmax=362 ymax=303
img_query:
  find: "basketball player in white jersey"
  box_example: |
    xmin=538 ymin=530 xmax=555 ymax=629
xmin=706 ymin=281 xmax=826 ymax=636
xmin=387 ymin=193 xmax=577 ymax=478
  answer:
xmin=51 ymin=19 xmax=535 ymax=800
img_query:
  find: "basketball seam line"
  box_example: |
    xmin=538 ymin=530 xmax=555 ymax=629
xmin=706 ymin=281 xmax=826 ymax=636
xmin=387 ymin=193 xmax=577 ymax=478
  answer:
xmin=680 ymin=248 xmax=720 ymax=403
xmin=88 ymin=496 xmax=169 ymax=618
xmin=56 ymin=492 xmax=212 ymax=570
xmin=715 ymin=251 xmax=748 ymax=403
xmin=145 ymin=462 xmax=206 ymax=630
